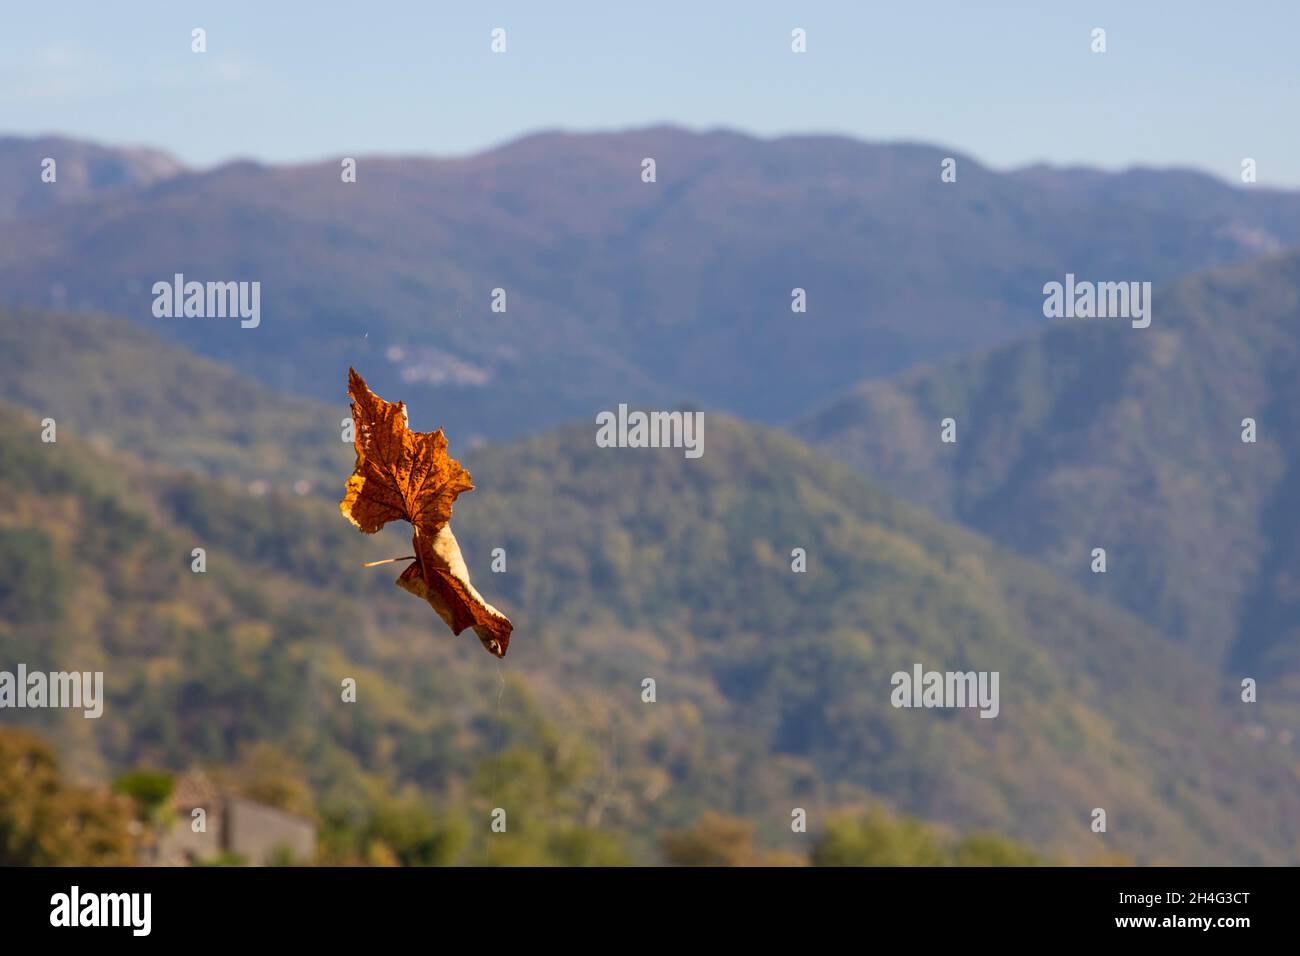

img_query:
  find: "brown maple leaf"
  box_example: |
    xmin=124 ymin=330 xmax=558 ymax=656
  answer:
xmin=340 ymin=367 xmax=513 ymax=657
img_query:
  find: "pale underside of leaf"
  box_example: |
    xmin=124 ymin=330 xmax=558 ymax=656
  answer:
xmin=397 ymin=524 xmax=513 ymax=658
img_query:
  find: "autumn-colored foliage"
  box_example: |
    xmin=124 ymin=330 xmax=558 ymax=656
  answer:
xmin=340 ymin=368 xmax=512 ymax=656
xmin=0 ymin=728 xmax=136 ymax=866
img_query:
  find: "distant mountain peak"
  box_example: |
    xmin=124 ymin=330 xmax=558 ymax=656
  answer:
xmin=0 ymin=134 xmax=185 ymax=219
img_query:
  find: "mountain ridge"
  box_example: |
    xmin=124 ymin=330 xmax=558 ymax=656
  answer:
xmin=3 ymin=126 xmax=1298 ymax=441
xmin=0 ymin=135 xmax=184 ymax=220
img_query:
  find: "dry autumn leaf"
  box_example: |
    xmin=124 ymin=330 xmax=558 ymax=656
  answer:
xmin=340 ymin=367 xmax=513 ymax=657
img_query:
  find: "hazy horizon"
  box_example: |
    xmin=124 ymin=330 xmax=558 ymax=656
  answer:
xmin=4 ymin=122 xmax=1285 ymax=191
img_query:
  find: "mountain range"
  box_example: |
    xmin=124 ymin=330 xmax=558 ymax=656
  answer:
xmin=2 ymin=128 xmax=1299 ymax=440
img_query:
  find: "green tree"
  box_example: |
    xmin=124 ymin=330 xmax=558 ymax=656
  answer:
xmin=812 ymin=807 xmax=1048 ymax=867
xmin=113 ymin=769 xmax=175 ymax=824
xmin=812 ymin=807 xmax=950 ymax=866
xmin=951 ymin=831 xmax=1046 ymax=866
xmin=0 ymin=526 xmax=66 ymax=623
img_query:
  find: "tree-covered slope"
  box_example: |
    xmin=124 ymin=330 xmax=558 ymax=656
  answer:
xmin=2 ymin=397 xmax=1294 ymax=864
xmin=0 ymin=305 xmax=346 ymax=491
xmin=798 ymin=250 xmax=1300 ymax=701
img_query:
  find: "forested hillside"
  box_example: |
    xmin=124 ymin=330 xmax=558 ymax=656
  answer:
xmin=2 ymin=391 xmax=1293 ymax=864
xmin=800 ymin=250 xmax=1300 ymax=713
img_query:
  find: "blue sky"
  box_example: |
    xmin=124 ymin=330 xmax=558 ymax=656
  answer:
xmin=3 ymin=0 xmax=1297 ymax=184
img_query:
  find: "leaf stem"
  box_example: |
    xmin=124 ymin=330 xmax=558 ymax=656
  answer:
xmin=361 ymin=555 xmax=416 ymax=568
